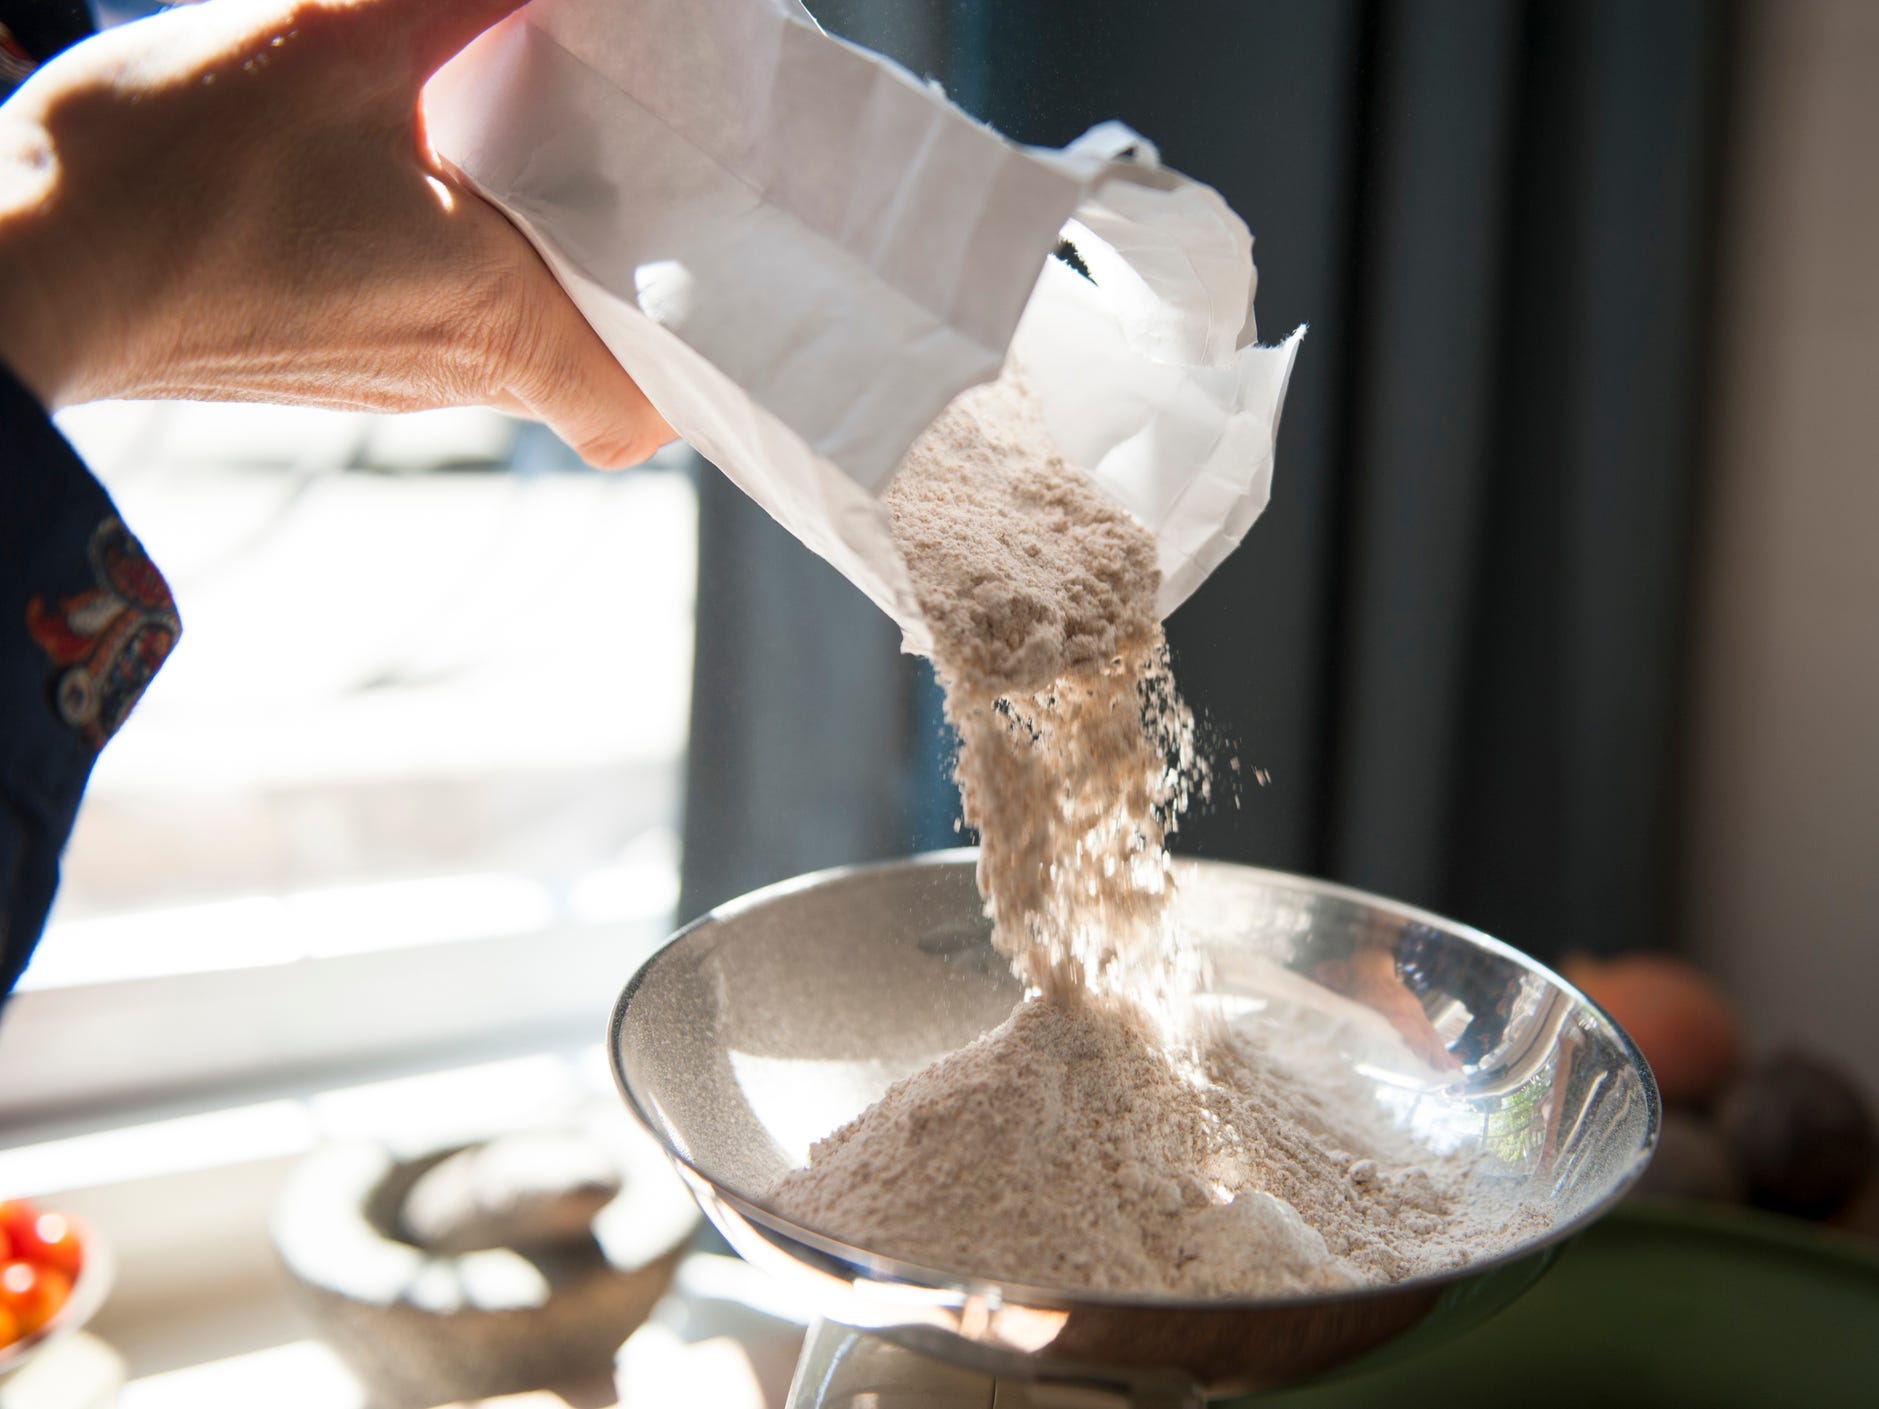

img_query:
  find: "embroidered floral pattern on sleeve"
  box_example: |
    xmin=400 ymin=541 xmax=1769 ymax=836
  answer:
xmin=26 ymin=518 xmax=180 ymax=750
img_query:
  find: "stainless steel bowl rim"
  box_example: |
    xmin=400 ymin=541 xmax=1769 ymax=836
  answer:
xmin=608 ymin=848 xmax=1662 ymax=1314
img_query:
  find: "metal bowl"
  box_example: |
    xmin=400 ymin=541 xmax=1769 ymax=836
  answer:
xmin=609 ymin=852 xmax=1658 ymax=1400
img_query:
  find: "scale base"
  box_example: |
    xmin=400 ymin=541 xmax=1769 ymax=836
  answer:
xmin=787 ymin=1320 xmax=1204 ymax=1409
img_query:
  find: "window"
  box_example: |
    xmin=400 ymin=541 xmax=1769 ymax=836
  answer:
xmin=0 ymin=401 xmax=696 ymax=1122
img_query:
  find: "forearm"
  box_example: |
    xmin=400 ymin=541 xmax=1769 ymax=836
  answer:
xmin=0 ymin=107 xmax=88 ymax=406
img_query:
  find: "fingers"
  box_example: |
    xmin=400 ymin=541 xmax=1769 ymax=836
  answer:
xmin=338 ymin=1 xmax=673 ymax=467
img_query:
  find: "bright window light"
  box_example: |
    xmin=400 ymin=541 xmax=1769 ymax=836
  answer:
xmin=13 ymin=398 xmax=697 ymax=1089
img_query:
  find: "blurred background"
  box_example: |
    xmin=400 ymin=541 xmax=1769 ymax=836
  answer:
xmin=1 ymin=1 xmax=1874 ymax=1406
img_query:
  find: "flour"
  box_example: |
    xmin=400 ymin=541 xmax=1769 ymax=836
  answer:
xmin=884 ymin=370 xmax=1205 ymax=1010
xmin=769 ymin=1000 xmax=1539 ymax=1296
xmin=767 ymin=362 xmax=1549 ymax=1296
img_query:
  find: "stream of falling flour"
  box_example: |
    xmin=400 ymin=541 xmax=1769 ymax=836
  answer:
xmin=880 ymin=367 xmax=1207 ymax=1015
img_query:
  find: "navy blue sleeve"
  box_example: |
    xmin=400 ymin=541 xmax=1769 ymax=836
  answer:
xmin=0 ymin=364 xmax=178 ymax=999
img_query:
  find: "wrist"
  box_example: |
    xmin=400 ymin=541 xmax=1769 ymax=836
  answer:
xmin=0 ymin=93 xmax=151 ymax=409
xmin=0 ymin=115 xmax=76 ymax=405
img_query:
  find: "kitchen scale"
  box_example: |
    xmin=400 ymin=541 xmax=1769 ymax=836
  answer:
xmin=608 ymin=851 xmax=1659 ymax=1407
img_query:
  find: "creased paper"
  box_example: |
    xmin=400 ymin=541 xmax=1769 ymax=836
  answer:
xmin=427 ymin=0 xmax=1302 ymax=651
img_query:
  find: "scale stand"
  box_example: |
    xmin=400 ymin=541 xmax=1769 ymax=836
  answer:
xmin=789 ymin=1321 xmax=1203 ymax=1409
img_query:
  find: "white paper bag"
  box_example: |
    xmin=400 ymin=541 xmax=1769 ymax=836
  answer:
xmin=426 ymin=0 xmax=1302 ymax=652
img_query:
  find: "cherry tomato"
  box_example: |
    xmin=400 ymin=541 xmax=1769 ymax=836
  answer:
xmin=12 ymin=1213 xmax=80 ymax=1281
xmin=0 ymin=1301 xmax=20 ymax=1350
xmin=0 ymin=1261 xmax=70 ymax=1337
xmin=0 ymin=1225 xmax=11 ymax=1265
xmin=0 ymin=1203 xmax=34 ymax=1253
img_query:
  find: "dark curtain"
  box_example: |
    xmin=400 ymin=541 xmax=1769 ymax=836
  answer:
xmin=681 ymin=0 xmax=1733 ymax=964
xmin=676 ymin=466 xmax=910 ymax=919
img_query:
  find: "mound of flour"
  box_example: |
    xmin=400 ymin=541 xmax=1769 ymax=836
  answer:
xmin=769 ymin=363 xmax=1547 ymax=1296
xmin=769 ymin=999 xmax=1534 ymax=1295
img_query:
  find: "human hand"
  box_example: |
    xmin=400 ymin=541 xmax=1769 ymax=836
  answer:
xmin=0 ymin=0 xmax=673 ymax=468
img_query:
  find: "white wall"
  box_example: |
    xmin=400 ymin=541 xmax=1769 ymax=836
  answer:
xmin=1683 ymin=0 xmax=1879 ymax=1086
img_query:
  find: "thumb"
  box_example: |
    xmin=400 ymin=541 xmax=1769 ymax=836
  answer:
xmin=504 ymin=263 xmax=677 ymax=470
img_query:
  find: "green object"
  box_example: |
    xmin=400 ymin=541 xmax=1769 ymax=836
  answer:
xmin=1254 ymin=1200 xmax=1879 ymax=1409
